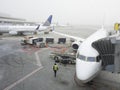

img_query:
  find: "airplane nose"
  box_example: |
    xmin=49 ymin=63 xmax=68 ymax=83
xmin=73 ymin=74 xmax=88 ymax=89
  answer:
xmin=76 ymin=68 xmax=91 ymax=81
xmin=76 ymin=59 xmax=101 ymax=82
xmin=76 ymin=67 xmax=91 ymax=82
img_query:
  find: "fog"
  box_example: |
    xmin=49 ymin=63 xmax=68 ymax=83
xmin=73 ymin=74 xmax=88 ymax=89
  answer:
xmin=0 ymin=0 xmax=120 ymax=26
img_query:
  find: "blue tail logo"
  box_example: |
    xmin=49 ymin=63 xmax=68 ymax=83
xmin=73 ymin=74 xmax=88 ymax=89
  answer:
xmin=43 ymin=15 xmax=52 ymax=26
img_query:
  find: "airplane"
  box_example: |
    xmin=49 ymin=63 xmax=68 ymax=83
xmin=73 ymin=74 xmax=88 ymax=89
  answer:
xmin=52 ymin=26 xmax=111 ymax=85
xmin=0 ymin=15 xmax=52 ymax=35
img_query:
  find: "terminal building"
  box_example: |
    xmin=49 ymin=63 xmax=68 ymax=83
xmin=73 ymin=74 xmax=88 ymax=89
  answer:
xmin=0 ymin=12 xmax=37 ymax=26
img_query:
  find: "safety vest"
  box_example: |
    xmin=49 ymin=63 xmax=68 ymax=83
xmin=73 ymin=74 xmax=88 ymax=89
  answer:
xmin=53 ymin=65 xmax=58 ymax=71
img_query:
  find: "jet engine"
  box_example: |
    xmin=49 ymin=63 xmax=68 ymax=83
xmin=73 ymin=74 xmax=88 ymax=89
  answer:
xmin=72 ymin=41 xmax=81 ymax=50
xmin=9 ymin=31 xmax=18 ymax=35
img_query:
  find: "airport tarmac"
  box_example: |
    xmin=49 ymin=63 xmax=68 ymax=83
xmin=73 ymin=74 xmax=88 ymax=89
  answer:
xmin=0 ymin=26 xmax=117 ymax=90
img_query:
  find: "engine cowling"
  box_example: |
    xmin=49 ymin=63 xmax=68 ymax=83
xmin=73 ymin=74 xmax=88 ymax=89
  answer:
xmin=9 ymin=31 xmax=18 ymax=35
xmin=72 ymin=41 xmax=81 ymax=50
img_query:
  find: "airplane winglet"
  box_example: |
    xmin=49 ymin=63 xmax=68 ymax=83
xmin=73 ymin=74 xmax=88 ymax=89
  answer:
xmin=36 ymin=25 xmax=40 ymax=30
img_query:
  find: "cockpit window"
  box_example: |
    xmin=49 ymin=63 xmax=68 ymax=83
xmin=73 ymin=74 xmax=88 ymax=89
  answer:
xmin=87 ymin=57 xmax=96 ymax=62
xmin=77 ymin=53 xmax=86 ymax=60
xmin=77 ymin=53 xmax=96 ymax=62
xmin=78 ymin=55 xmax=86 ymax=60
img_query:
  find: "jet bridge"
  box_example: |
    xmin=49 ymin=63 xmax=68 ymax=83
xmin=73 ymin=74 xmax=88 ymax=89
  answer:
xmin=92 ymin=37 xmax=120 ymax=73
xmin=92 ymin=37 xmax=115 ymax=66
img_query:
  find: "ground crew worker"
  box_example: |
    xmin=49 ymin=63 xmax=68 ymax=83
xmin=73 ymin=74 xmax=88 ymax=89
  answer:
xmin=53 ymin=63 xmax=59 ymax=77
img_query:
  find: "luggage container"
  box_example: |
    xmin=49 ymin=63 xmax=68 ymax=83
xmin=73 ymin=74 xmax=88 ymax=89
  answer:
xmin=58 ymin=38 xmax=66 ymax=44
xmin=46 ymin=38 xmax=54 ymax=44
xmin=38 ymin=38 xmax=43 ymax=42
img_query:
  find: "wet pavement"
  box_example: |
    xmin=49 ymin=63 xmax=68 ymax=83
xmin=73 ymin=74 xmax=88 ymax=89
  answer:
xmin=9 ymin=48 xmax=93 ymax=90
xmin=0 ymin=26 xmax=117 ymax=90
xmin=0 ymin=38 xmax=93 ymax=90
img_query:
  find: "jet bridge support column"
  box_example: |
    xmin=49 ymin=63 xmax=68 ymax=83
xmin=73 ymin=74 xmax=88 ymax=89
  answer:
xmin=114 ymin=39 xmax=120 ymax=73
xmin=111 ymin=37 xmax=120 ymax=73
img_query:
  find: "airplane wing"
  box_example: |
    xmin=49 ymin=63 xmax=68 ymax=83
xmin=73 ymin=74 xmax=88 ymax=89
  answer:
xmin=52 ymin=30 xmax=85 ymax=50
xmin=52 ymin=31 xmax=85 ymax=42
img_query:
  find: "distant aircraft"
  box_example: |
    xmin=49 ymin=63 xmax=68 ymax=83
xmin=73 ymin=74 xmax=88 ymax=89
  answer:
xmin=52 ymin=26 xmax=110 ymax=85
xmin=0 ymin=15 xmax=52 ymax=35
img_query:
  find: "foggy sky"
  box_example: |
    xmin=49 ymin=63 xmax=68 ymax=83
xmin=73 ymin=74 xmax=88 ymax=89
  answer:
xmin=0 ymin=0 xmax=120 ymax=26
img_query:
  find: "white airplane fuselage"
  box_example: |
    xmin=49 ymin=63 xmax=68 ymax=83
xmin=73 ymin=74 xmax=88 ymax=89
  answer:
xmin=76 ymin=28 xmax=108 ymax=83
xmin=0 ymin=25 xmax=51 ymax=35
xmin=52 ymin=26 xmax=109 ymax=83
xmin=38 ymin=25 xmax=51 ymax=31
xmin=0 ymin=15 xmax=53 ymax=35
xmin=0 ymin=25 xmax=37 ymax=32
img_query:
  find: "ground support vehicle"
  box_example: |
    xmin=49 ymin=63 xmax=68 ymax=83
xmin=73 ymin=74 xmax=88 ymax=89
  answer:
xmin=50 ymin=52 xmax=76 ymax=64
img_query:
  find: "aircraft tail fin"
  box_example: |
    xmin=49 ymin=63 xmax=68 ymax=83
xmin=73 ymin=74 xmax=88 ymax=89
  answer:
xmin=43 ymin=15 xmax=52 ymax=26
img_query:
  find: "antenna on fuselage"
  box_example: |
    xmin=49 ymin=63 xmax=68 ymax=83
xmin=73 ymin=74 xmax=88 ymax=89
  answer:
xmin=101 ymin=13 xmax=106 ymax=30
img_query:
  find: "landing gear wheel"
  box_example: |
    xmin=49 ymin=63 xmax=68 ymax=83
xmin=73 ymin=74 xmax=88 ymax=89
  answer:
xmin=74 ymin=72 xmax=87 ymax=87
